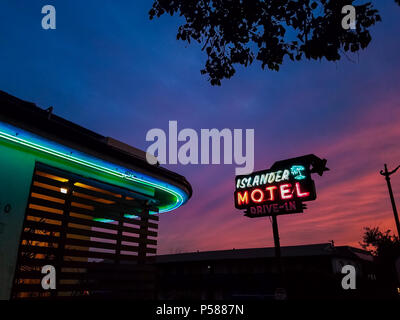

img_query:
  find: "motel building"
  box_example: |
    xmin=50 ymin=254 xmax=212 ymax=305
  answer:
xmin=156 ymin=243 xmax=382 ymax=300
xmin=0 ymin=91 xmax=192 ymax=299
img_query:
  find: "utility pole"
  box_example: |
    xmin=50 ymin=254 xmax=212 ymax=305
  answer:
xmin=380 ymin=164 xmax=400 ymax=237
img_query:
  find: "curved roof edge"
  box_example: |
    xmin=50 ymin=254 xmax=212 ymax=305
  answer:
xmin=0 ymin=90 xmax=192 ymax=208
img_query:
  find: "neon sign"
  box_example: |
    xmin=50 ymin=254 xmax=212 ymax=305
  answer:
xmin=234 ymin=155 xmax=328 ymax=217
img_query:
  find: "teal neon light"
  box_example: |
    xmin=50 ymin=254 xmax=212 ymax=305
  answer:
xmin=94 ymin=214 xmax=144 ymax=223
xmin=124 ymin=214 xmax=139 ymax=219
xmin=0 ymin=122 xmax=188 ymax=213
xmin=93 ymin=218 xmax=114 ymax=223
xmin=290 ymin=165 xmax=306 ymax=181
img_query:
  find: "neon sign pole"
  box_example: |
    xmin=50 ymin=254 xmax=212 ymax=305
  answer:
xmin=380 ymin=164 xmax=400 ymax=237
xmin=234 ymin=154 xmax=329 ymax=298
xmin=271 ymin=211 xmax=282 ymax=269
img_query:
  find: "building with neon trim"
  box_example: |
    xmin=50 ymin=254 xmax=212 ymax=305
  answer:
xmin=0 ymin=90 xmax=192 ymax=299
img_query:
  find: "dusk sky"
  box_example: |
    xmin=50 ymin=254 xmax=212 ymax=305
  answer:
xmin=1 ymin=1 xmax=399 ymax=254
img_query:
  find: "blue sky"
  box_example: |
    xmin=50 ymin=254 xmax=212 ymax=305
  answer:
xmin=1 ymin=1 xmax=399 ymax=253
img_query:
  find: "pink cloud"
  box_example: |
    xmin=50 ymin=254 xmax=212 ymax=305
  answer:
xmin=157 ymin=93 xmax=400 ymax=254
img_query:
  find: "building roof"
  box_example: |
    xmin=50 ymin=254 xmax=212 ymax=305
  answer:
xmin=0 ymin=90 xmax=192 ymax=198
xmin=156 ymin=243 xmax=373 ymax=263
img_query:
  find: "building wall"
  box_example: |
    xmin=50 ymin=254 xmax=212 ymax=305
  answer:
xmin=156 ymin=256 xmax=378 ymax=300
xmin=0 ymin=141 xmax=35 ymax=299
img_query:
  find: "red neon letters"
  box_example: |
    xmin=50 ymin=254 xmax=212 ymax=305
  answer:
xmin=280 ymin=184 xmax=292 ymax=199
xmin=250 ymin=189 xmax=264 ymax=203
xmin=237 ymin=182 xmax=310 ymax=206
xmin=295 ymin=182 xmax=310 ymax=197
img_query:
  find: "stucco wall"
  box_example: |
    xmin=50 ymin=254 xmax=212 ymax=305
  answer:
xmin=0 ymin=142 xmax=35 ymax=300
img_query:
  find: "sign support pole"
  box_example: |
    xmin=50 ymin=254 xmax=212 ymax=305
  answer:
xmin=271 ymin=214 xmax=285 ymax=298
xmin=234 ymin=155 xmax=330 ymax=298
xmin=271 ymin=214 xmax=281 ymax=259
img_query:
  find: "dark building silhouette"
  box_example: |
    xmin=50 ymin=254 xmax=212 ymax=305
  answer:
xmin=156 ymin=243 xmax=383 ymax=300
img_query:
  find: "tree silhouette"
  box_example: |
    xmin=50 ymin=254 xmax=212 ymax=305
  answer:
xmin=149 ymin=0 xmax=389 ymax=85
xmin=361 ymin=227 xmax=400 ymax=260
xmin=361 ymin=227 xmax=400 ymax=297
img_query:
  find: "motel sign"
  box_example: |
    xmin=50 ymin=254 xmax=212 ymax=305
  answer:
xmin=234 ymin=154 xmax=328 ymax=218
